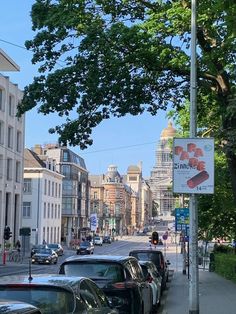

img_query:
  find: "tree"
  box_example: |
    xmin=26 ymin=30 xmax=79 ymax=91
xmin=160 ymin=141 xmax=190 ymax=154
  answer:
xmin=169 ymin=102 xmax=236 ymax=240
xmin=18 ymin=1 xmax=236 ymax=198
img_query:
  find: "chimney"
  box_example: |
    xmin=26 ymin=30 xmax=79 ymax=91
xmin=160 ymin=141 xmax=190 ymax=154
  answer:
xmin=34 ymin=144 xmax=42 ymax=155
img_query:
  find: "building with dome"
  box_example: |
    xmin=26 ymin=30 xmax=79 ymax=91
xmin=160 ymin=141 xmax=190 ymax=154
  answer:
xmin=149 ymin=121 xmax=177 ymax=220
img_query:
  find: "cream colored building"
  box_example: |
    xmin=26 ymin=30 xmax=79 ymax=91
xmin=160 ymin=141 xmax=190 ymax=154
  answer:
xmin=0 ymin=50 xmax=24 ymax=246
xmin=149 ymin=122 xmax=177 ymax=220
xmin=23 ymin=149 xmax=63 ymax=246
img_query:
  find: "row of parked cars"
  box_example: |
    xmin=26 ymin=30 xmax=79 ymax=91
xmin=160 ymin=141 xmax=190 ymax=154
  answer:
xmin=0 ymin=243 xmax=170 ymax=313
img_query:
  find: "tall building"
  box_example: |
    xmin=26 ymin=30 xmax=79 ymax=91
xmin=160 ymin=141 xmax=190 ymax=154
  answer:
xmin=33 ymin=144 xmax=90 ymax=245
xmin=23 ymin=149 xmax=63 ymax=246
xmin=125 ymin=164 xmax=153 ymax=228
xmin=89 ymin=165 xmax=134 ymax=236
xmin=0 ymin=50 xmax=24 ymax=246
xmin=149 ymin=122 xmax=176 ymax=219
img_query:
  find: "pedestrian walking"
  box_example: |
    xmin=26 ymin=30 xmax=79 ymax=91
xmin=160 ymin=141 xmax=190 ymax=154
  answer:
xmin=15 ymin=240 xmax=21 ymax=253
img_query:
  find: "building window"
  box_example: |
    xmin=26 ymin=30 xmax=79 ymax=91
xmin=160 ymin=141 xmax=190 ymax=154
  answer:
xmin=47 ymin=203 xmax=50 ymax=218
xmin=0 ymin=89 xmax=4 ymax=111
xmin=23 ymin=178 xmax=32 ymax=193
xmin=7 ymin=126 xmax=13 ymax=148
xmin=129 ymin=176 xmax=137 ymax=181
xmin=0 ymin=121 xmax=4 ymax=144
xmin=48 ymin=180 xmax=51 ymax=196
xmin=15 ymin=161 xmax=21 ymax=183
xmin=44 ymin=179 xmax=47 ymax=195
xmin=63 ymin=150 xmax=70 ymax=162
xmin=61 ymin=165 xmax=70 ymax=177
xmin=23 ymin=202 xmax=31 ymax=218
xmin=52 ymin=182 xmax=54 ymax=197
xmin=55 ymin=182 xmax=58 ymax=197
xmin=55 ymin=204 xmax=57 ymax=219
xmin=44 ymin=202 xmax=46 ymax=218
xmin=16 ymin=131 xmax=22 ymax=152
xmin=8 ymin=95 xmax=14 ymax=116
xmin=58 ymin=184 xmax=61 ymax=197
xmin=6 ymin=158 xmax=13 ymax=180
xmin=0 ymin=155 xmax=3 ymax=178
xmin=115 ymin=203 xmax=120 ymax=215
xmin=51 ymin=204 xmax=54 ymax=218
xmin=94 ymin=192 xmax=98 ymax=199
xmin=58 ymin=204 xmax=60 ymax=218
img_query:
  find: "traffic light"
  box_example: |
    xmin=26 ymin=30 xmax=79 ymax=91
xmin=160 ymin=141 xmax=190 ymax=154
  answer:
xmin=151 ymin=231 xmax=159 ymax=245
xmin=4 ymin=226 xmax=12 ymax=240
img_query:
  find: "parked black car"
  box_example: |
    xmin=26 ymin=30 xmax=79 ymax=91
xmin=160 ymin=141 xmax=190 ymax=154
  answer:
xmin=77 ymin=241 xmax=94 ymax=255
xmin=47 ymin=243 xmax=64 ymax=256
xmin=0 ymin=275 xmax=118 ymax=314
xmin=0 ymin=300 xmax=42 ymax=314
xmin=59 ymin=255 xmax=153 ymax=314
xmin=30 ymin=244 xmax=48 ymax=257
xmin=129 ymin=248 xmax=170 ymax=291
xmin=103 ymin=236 xmax=112 ymax=244
xmin=31 ymin=248 xmax=58 ymax=264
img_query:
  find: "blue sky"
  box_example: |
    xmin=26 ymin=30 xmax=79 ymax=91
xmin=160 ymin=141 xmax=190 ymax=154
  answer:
xmin=0 ymin=1 xmax=170 ymax=178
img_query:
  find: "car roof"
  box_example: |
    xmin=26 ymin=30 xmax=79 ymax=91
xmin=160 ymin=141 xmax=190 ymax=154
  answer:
xmin=62 ymin=254 xmax=137 ymax=264
xmin=0 ymin=274 xmax=88 ymax=293
xmin=129 ymin=248 xmax=164 ymax=254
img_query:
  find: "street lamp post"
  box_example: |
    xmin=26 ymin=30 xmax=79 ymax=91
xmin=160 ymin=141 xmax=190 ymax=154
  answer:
xmin=189 ymin=1 xmax=199 ymax=314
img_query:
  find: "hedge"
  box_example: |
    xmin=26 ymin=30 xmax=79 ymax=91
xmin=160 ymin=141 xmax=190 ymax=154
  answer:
xmin=214 ymin=253 xmax=236 ymax=283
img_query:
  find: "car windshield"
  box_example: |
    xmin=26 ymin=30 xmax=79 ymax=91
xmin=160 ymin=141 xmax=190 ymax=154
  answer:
xmin=38 ymin=249 xmax=52 ymax=255
xmin=63 ymin=262 xmax=124 ymax=282
xmin=0 ymin=286 xmax=75 ymax=314
xmin=94 ymin=237 xmax=100 ymax=240
xmin=130 ymin=252 xmax=161 ymax=267
xmin=33 ymin=245 xmax=46 ymax=249
xmin=80 ymin=241 xmax=90 ymax=247
xmin=48 ymin=244 xmax=58 ymax=248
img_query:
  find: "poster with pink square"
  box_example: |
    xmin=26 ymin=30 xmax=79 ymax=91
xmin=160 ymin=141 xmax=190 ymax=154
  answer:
xmin=173 ymin=138 xmax=214 ymax=194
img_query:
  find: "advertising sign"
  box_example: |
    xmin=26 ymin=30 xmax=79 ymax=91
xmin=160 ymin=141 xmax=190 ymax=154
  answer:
xmin=90 ymin=213 xmax=98 ymax=232
xmin=175 ymin=208 xmax=189 ymax=232
xmin=173 ymin=138 xmax=214 ymax=194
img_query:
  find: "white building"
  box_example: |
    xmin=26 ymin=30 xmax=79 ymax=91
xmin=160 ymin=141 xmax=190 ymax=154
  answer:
xmin=0 ymin=50 xmax=24 ymax=246
xmin=23 ymin=149 xmax=64 ymax=246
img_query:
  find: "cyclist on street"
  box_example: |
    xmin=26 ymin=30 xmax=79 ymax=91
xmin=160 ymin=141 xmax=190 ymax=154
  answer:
xmin=15 ymin=240 xmax=21 ymax=253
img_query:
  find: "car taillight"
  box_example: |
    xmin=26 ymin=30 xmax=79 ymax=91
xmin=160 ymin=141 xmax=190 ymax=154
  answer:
xmin=112 ymin=281 xmax=136 ymax=289
xmin=160 ymin=261 xmax=164 ymax=269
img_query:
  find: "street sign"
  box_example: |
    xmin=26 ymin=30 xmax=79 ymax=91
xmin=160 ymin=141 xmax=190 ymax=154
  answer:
xmin=175 ymin=208 xmax=189 ymax=232
xmin=163 ymin=233 xmax=168 ymax=240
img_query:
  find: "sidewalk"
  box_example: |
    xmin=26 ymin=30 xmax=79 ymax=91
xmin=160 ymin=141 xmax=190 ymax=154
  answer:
xmin=163 ymin=269 xmax=236 ymax=314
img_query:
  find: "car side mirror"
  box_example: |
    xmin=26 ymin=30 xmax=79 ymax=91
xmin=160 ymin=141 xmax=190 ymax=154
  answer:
xmin=166 ymin=260 xmax=171 ymax=265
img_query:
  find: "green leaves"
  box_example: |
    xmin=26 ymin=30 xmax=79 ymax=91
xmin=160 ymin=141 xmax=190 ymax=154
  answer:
xmin=18 ymin=0 xmax=235 ymax=152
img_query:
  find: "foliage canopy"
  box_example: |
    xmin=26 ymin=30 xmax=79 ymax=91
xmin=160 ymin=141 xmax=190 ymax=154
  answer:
xmin=18 ymin=1 xmax=236 ymax=201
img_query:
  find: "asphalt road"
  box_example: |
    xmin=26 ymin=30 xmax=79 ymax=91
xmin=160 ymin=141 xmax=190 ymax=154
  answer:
xmin=0 ymin=235 xmax=175 ymax=314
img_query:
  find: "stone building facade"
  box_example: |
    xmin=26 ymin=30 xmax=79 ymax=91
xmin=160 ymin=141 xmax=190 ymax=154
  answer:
xmin=0 ymin=51 xmax=24 ymax=246
xmin=149 ymin=122 xmax=177 ymax=220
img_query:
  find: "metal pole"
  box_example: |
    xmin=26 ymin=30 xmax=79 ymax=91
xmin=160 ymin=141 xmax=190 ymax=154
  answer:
xmin=189 ymin=0 xmax=199 ymax=313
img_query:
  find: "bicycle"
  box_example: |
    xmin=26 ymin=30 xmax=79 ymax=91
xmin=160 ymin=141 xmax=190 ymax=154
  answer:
xmin=8 ymin=250 xmax=23 ymax=263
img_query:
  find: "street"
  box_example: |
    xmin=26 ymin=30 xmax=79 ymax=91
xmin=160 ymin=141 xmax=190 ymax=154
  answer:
xmin=2 ymin=235 xmax=236 ymax=314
